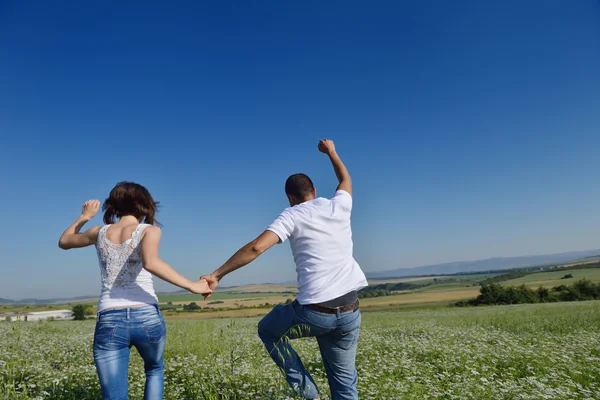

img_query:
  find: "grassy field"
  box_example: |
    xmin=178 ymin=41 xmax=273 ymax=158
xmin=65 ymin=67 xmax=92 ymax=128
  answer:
xmin=502 ymin=267 xmax=600 ymax=288
xmin=2 ymin=301 xmax=599 ymax=399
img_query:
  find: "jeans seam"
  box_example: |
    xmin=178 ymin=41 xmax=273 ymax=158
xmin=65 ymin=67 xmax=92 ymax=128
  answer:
xmin=293 ymin=303 xmax=333 ymax=331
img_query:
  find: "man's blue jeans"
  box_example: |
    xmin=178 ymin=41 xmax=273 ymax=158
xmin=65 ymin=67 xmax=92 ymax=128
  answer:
xmin=258 ymin=300 xmax=361 ymax=400
xmin=93 ymin=305 xmax=166 ymax=399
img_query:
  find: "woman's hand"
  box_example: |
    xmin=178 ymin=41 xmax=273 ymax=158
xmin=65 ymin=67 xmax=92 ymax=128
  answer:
xmin=81 ymin=200 xmax=101 ymax=220
xmin=58 ymin=199 xmax=102 ymax=250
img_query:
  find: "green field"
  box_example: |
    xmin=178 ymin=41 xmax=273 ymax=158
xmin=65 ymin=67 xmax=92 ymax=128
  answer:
xmin=2 ymin=301 xmax=600 ymax=399
xmin=502 ymin=267 xmax=600 ymax=288
xmin=371 ymin=273 xmax=501 ymax=288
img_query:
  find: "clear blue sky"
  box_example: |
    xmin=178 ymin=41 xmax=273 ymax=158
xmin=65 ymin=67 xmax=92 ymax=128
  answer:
xmin=1 ymin=1 xmax=599 ymax=300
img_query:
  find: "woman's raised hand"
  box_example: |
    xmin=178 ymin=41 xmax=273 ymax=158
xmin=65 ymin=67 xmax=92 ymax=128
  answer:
xmin=81 ymin=200 xmax=101 ymax=220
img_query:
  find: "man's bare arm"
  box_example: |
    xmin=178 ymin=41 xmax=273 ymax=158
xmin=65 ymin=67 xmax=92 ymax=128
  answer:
xmin=200 ymin=230 xmax=280 ymax=298
xmin=318 ymin=139 xmax=352 ymax=196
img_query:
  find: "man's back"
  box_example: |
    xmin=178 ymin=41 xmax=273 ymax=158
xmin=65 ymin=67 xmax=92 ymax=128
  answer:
xmin=267 ymin=190 xmax=368 ymax=304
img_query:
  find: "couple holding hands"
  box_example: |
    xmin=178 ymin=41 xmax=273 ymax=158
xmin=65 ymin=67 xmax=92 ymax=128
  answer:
xmin=59 ymin=140 xmax=367 ymax=400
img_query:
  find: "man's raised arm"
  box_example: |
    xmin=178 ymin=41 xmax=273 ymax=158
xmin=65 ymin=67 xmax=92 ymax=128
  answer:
xmin=200 ymin=230 xmax=280 ymax=298
xmin=318 ymin=139 xmax=352 ymax=196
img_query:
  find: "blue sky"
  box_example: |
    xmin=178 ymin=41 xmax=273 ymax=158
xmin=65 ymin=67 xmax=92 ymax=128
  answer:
xmin=1 ymin=1 xmax=600 ymax=299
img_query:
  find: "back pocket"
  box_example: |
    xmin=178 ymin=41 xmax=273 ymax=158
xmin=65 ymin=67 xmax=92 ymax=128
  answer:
xmin=144 ymin=319 xmax=166 ymax=344
xmin=94 ymin=323 xmax=118 ymax=346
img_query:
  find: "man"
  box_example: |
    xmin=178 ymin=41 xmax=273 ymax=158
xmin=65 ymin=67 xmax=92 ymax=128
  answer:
xmin=201 ymin=139 xmax=368 ymax=400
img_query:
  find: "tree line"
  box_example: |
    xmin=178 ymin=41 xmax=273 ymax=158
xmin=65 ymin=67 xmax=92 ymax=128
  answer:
xmin=456 ymin=279 xmax=600 ymax=306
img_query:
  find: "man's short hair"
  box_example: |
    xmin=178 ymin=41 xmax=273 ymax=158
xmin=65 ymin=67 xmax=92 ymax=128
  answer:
xmin=285 ymin=173 xmax=315 ymax=199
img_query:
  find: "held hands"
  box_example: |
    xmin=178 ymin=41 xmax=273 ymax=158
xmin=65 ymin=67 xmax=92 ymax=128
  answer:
xmin=189 ymin=278 xmax=214 ymax=297
xmin=318 ymin=139 xmax=336 ymax=156
xmin=199 ymin=273 xmax=220 ymax=299
xmin=81 ymin=200 xmax=101 ymax=220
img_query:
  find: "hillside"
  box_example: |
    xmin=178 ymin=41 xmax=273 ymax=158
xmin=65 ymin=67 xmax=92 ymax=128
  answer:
xmin=367 ymin=250 xmax=600 ymax=279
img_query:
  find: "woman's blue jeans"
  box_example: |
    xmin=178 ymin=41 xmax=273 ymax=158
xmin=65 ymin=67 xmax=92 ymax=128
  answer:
xmin=93 ymin=305 xmax=166 ymax=400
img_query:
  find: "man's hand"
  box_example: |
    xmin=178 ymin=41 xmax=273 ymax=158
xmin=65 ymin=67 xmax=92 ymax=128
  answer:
xmin=189 ymin=278 xmax=213 ymax=296
xmin=81 ymin=200 xmax=101 ymax=220
xmin=199 ymin=273 xmax=220 ymax=299
xmin=318 ymin=139 xmax=336 ymax=156
xmin=318 ymin=139 xmax=352 ymax=196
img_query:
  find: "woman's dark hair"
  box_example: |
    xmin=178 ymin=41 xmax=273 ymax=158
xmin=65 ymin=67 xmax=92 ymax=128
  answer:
xmin=102 ymin=182 xmax=161 ymax=226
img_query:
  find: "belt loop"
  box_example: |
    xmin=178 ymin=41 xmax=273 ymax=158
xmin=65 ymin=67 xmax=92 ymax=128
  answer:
xmin=126 ymin=308 xmax=130 ymax=320
xmin=335 ymin=307 xmax=341 ymax=318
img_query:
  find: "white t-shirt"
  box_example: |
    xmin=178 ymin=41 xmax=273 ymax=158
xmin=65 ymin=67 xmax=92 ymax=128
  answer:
xmin=267 ymin=190 xmax=368 ymax=304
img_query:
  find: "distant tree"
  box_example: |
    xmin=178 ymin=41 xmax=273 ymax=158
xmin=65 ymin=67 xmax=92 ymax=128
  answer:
xmin=462 ymin=278 xmax=600 ymax=307
xmin=167 ymin=301 xmax=173 ymax=305
xmin=72 ymin=305 xmax=87 ymax=321
xmin=572 ymin=279 xmax=598 ymax=300
xmin=536 ymin=286 xmax=550 ymax=302
xmin=562 ymin=274 xmax=574 ymax=279
xmin=477 ymin=283 xmax=504 ymax=305
xmin=183 ymin=302 xmax=201 ymax=311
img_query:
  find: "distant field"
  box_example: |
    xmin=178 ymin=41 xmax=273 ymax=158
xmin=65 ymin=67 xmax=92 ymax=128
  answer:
xmin=370 ymin=273 xmax=500 ymax=287
xmin=170 ymin=295 xmax=292 ymax=310
xmin=16 ymin=268 xmax=600 ymax=317
xmin=362 ymin=288 xmax=479 ymax=307
xmin=157 ymin=291 xmax=293 ymax=303
xmin=502 ymin=267 xmax=600 ymax=288
xmin=217 ymin=284 xmax=298 ymax=293
xmin=368 ymin=276 xmax=444 ymax=285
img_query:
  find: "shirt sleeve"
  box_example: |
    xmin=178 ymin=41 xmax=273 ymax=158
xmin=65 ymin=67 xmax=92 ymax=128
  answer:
xmin=331 ymin=190 xmax=353 ymax=213
xmin=266 ymin=209 xmax=296 ymax=243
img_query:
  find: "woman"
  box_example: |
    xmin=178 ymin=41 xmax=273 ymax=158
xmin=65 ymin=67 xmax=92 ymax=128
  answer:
xmin=58 ymin=181 xmax=210 ymax=399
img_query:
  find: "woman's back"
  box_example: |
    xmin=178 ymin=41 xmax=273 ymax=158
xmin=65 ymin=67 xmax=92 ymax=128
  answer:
xmin=57 ymin=181 xmax=211 ymax=400
xmin=96 ymin=222 xmax=158 ymax=312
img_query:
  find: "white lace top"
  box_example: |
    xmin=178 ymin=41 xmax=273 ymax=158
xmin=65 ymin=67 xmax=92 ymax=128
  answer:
xmin=95 ymin=224 xmax=159 ymax=312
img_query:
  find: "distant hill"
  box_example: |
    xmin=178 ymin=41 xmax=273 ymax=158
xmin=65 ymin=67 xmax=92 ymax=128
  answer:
xmin=366 ymin=249 xmax=600 ymax=279
xmin=0 ymin=296 xmax=97 ymax=306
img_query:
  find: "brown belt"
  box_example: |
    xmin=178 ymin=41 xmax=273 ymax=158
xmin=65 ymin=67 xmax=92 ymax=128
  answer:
xmin=305 ymin=299 xmax=360 ymax=314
